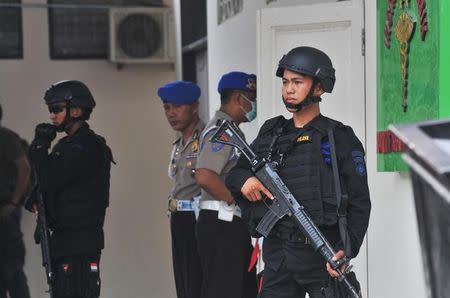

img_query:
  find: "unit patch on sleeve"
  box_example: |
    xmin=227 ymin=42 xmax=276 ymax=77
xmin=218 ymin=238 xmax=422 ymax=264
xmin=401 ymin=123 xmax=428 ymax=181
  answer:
xmin=211 ymin=142 xmax=225 ymax=152
xmin=352 ymin=151 xmax=366 ymax=176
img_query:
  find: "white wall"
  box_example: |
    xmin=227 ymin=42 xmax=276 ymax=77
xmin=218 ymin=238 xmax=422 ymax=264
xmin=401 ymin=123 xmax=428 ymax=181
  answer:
xmin=0 ymin=1 xmax=429 ymax=297
xmin=207 ymin=0 xmax=333 ymax=140
xmin=364 ymin=1 xmax=426 ymax=297
xmin=1 ymin=1 xmax=178 ymax=297
xmin=207 ymin=0 xmax=427 ymax=297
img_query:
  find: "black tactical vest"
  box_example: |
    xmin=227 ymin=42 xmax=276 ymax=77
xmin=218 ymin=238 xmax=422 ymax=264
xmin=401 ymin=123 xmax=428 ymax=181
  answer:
xmin=254 ymin=116 xmax=341 ymax=229
xmin=48 ymin=129 xmax=113 ymax=231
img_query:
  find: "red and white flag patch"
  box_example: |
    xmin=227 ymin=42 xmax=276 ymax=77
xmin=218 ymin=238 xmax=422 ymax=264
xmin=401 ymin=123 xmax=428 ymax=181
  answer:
xmin=90 ymin=262 xmax=98 ymax=272
xmin=62 ymin=264 xmax=70 ymax=273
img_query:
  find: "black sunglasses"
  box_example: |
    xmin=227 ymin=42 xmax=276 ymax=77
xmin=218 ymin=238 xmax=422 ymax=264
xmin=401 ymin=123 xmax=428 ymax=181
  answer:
xmin=48 ymin=104 xmax=66 ymax=114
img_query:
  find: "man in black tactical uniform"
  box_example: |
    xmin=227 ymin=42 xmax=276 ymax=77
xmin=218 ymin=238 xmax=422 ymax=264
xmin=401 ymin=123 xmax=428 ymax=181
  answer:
xmin=0 ymin=104 xmax=31 ymax=298
xmin=28 ymin=80 xmax=113 ymax=298
xmin=226 ymin=47 xmax=371 ymax=298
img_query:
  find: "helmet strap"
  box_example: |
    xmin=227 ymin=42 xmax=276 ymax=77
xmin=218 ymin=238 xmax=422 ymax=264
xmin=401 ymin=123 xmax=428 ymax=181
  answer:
xmin=55 ymin=102 xmax=82 ymax=132
xmin=56 ymin=117 xmax=70 ymax=132
xmin=283 ymin=78 xmax=322 ymax=112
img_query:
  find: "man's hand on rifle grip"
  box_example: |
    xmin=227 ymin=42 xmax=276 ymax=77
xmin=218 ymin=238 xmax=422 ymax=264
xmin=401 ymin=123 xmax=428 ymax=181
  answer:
xmin=241 ymin=177 xmax=274 ymax=202
xmin=326 ymin=250 xmax=347 ymax=278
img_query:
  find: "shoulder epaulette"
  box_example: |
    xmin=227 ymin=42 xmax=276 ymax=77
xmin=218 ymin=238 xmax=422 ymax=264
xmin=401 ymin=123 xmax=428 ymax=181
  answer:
xmin=258 ymin=115 xmax=287 ymax=137
xmin=315 ymin=116 xmax=344 ymax=134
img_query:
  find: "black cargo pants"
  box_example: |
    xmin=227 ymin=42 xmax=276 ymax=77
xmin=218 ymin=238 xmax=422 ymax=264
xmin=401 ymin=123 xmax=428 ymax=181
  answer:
xmin=52 ymin=254 xmax=101 ymax=298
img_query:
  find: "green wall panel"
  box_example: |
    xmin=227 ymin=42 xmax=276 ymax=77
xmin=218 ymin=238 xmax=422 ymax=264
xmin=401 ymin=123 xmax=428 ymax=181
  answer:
xmin=440 ymin=0 xmax=450 ymax=118
xmin=377 ymin=0 xmax=440 ymax=171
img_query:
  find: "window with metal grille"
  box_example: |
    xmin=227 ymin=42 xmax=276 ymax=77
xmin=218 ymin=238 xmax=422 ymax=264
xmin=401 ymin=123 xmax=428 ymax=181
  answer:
xmin=180 ymin=0 xmax=206 ymax=48
xmin=48 ymin=0 xmax=108 ymax=59
xmin=0 ymin=0 xmax=23 ymax=59
xmin=48 ymin=0 xmax=162 ymax=59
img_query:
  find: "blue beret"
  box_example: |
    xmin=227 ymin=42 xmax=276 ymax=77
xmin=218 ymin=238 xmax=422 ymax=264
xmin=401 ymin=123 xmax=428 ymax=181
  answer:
xmin=158 ymin=80 xmax=201 ymax=105
xmin=217 ymin=71 xmax=257 ymax=93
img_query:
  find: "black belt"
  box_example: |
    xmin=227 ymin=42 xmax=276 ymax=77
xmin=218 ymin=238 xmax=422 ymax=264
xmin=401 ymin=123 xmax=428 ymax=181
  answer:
xmin=270 ymin=224 xmax=340 ymax=245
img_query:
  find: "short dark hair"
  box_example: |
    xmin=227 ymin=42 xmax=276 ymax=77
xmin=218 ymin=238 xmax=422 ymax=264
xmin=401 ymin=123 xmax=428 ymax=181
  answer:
xmin=220 ymin=89 xmax=235 ymax=105
xmin=0 ymin=104 xmax=3 ymax=122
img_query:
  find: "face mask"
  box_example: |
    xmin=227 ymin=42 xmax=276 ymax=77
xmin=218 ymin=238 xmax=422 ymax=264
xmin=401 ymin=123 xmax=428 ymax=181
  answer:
xmin=240 ymin=93 xmax=257 ymax=122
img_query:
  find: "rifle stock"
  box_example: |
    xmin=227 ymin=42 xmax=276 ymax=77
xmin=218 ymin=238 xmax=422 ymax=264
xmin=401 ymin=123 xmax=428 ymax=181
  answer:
xmin=211 ymin=119 xmax=361 ymax=298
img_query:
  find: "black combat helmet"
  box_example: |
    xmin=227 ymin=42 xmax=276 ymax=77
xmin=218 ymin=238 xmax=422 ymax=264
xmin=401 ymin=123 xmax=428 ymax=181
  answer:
xmin=276 ymin=46 xmax=336 ymax=93
xmin=44 ymin=80 xmax=96 ymax=108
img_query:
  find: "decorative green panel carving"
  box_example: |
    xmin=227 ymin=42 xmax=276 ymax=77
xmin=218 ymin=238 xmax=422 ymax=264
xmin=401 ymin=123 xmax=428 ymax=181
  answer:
xmin=377 ymin=0 xmax=440 ymax=172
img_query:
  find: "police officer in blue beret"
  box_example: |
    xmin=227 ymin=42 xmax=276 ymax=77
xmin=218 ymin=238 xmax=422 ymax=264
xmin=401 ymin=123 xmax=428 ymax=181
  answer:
xmin=195 ymin=72 xmax=258 ymax=298
xmin=158 ymin=80 xmax=204 ymax=298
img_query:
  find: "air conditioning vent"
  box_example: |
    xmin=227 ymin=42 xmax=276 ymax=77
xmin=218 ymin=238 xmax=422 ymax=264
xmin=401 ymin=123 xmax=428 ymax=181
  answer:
xmin=109 ymin=7 xmax=175 ymax=63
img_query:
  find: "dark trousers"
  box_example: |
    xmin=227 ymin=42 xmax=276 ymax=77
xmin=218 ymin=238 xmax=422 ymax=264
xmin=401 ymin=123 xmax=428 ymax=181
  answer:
xmin=259 ymin=235 xmax=330 ymax=298
xmin=0 ymin=208 xmax=30 ymax=298
xmin=0 ymin=269 xmax=29 ymax=298
xmin=196 ymin=210 xmax=257 ymax=298
xmin=259 ymin=260 xmax=326 ymax=298
xmin=52 ymin=254 xmax=101 ymax=298
xmin=170 ymin=212 xmax=202 ymax=298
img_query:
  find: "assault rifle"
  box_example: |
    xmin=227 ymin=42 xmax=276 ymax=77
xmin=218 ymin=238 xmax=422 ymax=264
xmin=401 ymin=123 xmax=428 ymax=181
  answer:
xmin=26 ymin=171 xmax=54 ymax=298
xmin=211 ymin=119 xmax=361 ymax=298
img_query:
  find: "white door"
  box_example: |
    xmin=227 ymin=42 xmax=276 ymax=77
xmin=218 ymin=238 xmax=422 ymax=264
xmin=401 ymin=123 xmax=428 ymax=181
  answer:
xmin=257 ymin=0 xmax=368 ymax=296
xmin=257 ymin=0 xmax=365 ymax=140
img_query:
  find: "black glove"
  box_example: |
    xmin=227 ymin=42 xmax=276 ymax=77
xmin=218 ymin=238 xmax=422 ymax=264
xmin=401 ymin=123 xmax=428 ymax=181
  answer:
xmin=31 ymin=123 xmax=57 ymax=148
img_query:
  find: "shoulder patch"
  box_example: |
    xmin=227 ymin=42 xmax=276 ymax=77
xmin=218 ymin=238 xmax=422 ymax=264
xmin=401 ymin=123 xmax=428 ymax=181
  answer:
xmin=200 ymin=126 xmax=218 ymax=152
xmin=352 ymin=150 xmax=366 ymax=176
xmin=211 ymin=142 xmax=225 ymax=152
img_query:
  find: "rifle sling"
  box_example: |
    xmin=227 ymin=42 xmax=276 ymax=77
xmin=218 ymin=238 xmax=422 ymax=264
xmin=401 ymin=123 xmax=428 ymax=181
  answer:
xmin=327 ymin=128 xmax=351 ymax=256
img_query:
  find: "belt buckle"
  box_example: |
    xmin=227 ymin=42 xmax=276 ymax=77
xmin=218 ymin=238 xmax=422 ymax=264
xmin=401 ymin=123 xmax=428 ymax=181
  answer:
xmin=178 ymin=200 xmax=193 ymax=211
xmin=287 ymin=232 xmax=309 ymax=244
xmin=168 ymin=198 xmax=178 ymax=213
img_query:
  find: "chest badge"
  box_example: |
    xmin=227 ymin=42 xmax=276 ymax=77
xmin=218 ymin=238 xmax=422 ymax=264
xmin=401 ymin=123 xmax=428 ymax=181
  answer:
xmin=296 ymin=135 xmax=311 ymax=143
xmin=191 ymin=139 xmax=199 ymax=153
